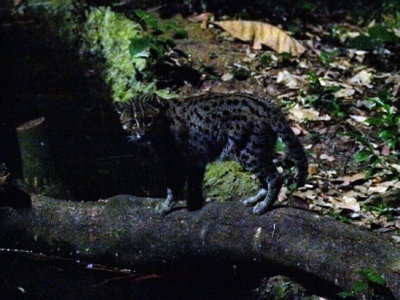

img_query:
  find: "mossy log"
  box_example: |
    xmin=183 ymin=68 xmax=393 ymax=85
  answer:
xmin=16 ymin=117 xmax=72 ymax=199
xmin=0 ymin=195 xmax=399 ymax=298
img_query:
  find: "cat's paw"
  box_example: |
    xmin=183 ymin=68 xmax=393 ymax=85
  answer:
xmin=252 ymin=196 xmax=275 ymax=215
xmin=156 ymin=200 xmax=176 ymax=216
xmin=243 ymin=188 xmax=267 ymax=207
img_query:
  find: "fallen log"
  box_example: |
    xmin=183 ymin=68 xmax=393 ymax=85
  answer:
xmin=0 ymin=195 xmax=399 ymax=298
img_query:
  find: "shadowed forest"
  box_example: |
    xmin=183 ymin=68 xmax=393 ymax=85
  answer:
xmin=1 ymin=0 xmax=400 ymax=299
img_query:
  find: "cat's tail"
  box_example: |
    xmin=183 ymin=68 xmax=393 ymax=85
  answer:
xmin=274 ymin=117 xmax=308 ymax=187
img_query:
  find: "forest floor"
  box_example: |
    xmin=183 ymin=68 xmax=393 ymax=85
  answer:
xmin=151 ymin=11 xmax=400 ymax=244
xmin=2 ymin=4 xmax=400 ymax=243
xmin=1 ymin=3 xmax=400 ymax=298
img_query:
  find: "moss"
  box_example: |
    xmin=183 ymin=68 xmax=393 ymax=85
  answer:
xmin=204 ymin=161 xmax=260 ymax=202
xmin=82 ymin=7 xmax=173 ymax=102
xmin=20 ymin=3 xmax=172 ymax=103
xmin=254 ymin=276 xmax=311 ymax=300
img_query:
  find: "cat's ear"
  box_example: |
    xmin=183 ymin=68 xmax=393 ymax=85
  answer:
xmin=147 ymin=94 xmax=167 ymax=112
xmin=113 ymin=101 xmax=133 ymax=125
xmin=113 ymin=101 xmax=128 ymax=115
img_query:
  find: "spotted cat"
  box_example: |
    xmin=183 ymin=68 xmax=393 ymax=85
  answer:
xmin=114 ymin=93 xmax=307 ymax=215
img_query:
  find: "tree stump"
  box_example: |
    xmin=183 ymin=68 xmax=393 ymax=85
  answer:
xmin=16 ymin=117 xmax=72 ymax=199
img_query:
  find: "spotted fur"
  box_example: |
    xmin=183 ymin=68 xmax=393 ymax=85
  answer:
xmin=115 ymin=93 xmax=307 ymax=215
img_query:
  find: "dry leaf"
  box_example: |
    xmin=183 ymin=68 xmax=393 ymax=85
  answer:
xmin=350 ymin=50 xmax=367 ymax=63
xmin=277 ymin=186 xmax=288 ymax=203
xmin=342 ymin=192 xmax=361 ymax=212
xmin=339 ymin=31 xmax=360 ymax=43
xmin=330 ymin=192 xmax=360 ymax=212
xmin=395 ymin=220 xmax=400 ymax=229
xmin=348 ymin=70 xmax=373 ymax=87
xmin=291 ymin=126 xmax=301 ymax=136
xmin=391 ymin=164 xmax=400 ymax=173
xmin=0 ymin=175 xmax=8 ymax=186
xmin=350 ymin=115 xmax=367 ymax=123
xmin=384 ymin=74 xmax=400 ymax=84
xmin=308 ymin=165 xmax=318 ymax=175
xmin=294 ymin=190 xmax=320 ymax=202
xmin=328 ymin=59 xmax=351 ymax=70
xmin=190 ymin=12 xmax=212 ymax=29
xmin=381 ymin=145 xmax=390 ymax=156
xmin=0 ymin=169 xmax=9 ymax=185
xmin=320 ymin=154 xmax=335 ymax=162
xmin=354 ymin=185 xmax=369 ymax=194
xmin=312 ymin=195 xmax=334 ymax=208
xmin=289 ymin=104 xmax=331 ymax=121
xmin=341 ymin=172 xmax=366 ymax=186
xmin=291 ymin=123 xmax=308 ymax=135
xmin=385 ymin=74 xmax=400 ymax=96
xmin=213 ymin=20 xmax=305 ymax=56
xmin=221 ymin=73 xmax=234 ymax=81
xmin=391 ymin=235 xmax=400 ymax=244
xmin=368 ymin=184 xmax=389 ymax=193
xmin=276 ymin=71 xmax=308 ymax=89
xmin=382 ymin=179 xmax=399 ymax=187
xmin=334 ymin=86 xmax=355 ymax=98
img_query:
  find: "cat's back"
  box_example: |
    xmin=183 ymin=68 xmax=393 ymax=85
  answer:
xmin=169 ymin=93 xmax=274 ymax=123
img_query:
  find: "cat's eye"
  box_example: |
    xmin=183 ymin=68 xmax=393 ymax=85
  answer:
xmin=123 ymin=121 xmax=136 ymax=131
xmin=143 ymin=117 xmax=153 ymax=126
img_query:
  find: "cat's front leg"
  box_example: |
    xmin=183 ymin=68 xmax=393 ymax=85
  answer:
xmin=156 ymin=187 xmax=178 ymax=215
xmin=156 ymin=159 xmax=185 ymax=216
xmin=186 ymin=164 xmax=206 ymax=211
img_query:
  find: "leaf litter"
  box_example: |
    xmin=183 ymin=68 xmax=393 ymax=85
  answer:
xmin=162 ymin=11 xmax=400 ymax=243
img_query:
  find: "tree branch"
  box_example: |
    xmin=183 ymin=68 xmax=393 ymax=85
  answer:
xmin=0 ymin=195 xmax=399 ymax=298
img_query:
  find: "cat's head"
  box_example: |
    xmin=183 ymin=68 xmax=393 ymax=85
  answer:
xmin=114 ymin=94 xmax=166 ymax=140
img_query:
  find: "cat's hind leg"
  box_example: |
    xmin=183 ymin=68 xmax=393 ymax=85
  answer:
xmin=252 ymin=172 xmax=282 ymax=214
xmin=238 ymin=133 xmax=282 ymax=214
xmin=243 ymin=188 xmax=267 ymax=206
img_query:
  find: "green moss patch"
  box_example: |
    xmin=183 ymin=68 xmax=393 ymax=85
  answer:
xmin=83 ymin=7 xmax=171 ymax=102
xmin=204 ymin=161 xmax=260 ymax=202
xmin=20 ymin=2 xmax=172 ymax=103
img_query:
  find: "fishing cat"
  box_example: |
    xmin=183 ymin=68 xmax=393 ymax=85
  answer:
xmin=115 ymin=93 xmax=307 ymax=215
